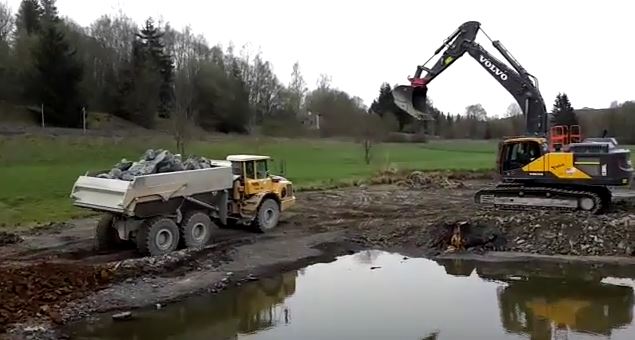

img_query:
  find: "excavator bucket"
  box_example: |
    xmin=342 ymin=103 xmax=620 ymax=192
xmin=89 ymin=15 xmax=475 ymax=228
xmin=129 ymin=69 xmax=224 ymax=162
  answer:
xmin=392 ymin=85 xmax=434 ymax=120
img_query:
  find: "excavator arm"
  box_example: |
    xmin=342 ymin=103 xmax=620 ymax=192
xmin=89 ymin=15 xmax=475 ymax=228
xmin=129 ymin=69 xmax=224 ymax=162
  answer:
xmin=393 ymin=21 xmax=548 ymax=136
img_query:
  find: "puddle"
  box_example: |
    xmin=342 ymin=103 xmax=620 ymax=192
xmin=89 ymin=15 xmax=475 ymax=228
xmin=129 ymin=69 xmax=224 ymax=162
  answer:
xmin=67 ymin=251 xmax=635 ymax=339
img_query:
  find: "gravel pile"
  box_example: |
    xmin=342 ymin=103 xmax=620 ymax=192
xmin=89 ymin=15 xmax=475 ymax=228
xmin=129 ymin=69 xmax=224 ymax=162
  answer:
xmin=418 ymin=211 xmax=635 ymax=257
xmin=96 ymin=149 xmax=218 ymax=180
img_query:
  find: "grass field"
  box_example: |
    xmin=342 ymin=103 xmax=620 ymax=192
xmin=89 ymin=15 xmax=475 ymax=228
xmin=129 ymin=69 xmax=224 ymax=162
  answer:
xmin=0 ymin=135 xmax=500 ymax=226
xmin=1 ymin=134 xmax=631 ymax=227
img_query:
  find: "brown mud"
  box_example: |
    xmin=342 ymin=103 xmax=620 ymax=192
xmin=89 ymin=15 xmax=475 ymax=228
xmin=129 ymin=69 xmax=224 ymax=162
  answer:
xmin=1 ymin=172 xmax=635 ymax=339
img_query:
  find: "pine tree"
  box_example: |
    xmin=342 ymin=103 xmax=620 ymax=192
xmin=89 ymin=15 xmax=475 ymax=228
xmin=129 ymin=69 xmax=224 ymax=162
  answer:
xmin=551 ymin=92 xmax=578 ymax=126
xmin=221 ymin=60 xmax=251 ymax=133
xmin=15 ymin=0 xmax=42 ymax=35
xmin=32 ymin=12 xmax=84 ymax=127
xmin=136 ymin=18 xmax=173 ymax=118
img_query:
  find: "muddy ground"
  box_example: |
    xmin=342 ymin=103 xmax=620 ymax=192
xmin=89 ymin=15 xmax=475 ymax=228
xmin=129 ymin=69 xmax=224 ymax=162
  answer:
xmin=2 ymin=173 xmax=635 ymax=339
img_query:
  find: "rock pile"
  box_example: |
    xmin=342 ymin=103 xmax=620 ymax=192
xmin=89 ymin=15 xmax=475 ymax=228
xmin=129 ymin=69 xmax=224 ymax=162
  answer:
xmin=418 ymin=211 xmax=635 ymax=257
xmin=96 ymin=149 xmax=218 ymax=181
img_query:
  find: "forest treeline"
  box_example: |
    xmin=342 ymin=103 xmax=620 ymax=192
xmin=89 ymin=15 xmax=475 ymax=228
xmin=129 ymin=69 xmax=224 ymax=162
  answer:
xmin=1 ymin=0 xmax=633 ymax=143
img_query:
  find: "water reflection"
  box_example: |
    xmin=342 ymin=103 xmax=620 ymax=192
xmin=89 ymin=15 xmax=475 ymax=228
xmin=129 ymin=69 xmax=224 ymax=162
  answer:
xmin=70 ymin=271 xmax=298 ymax=340
xmin=68 ymin=252 xmax=635 ymax=340
xmin=437 ymin=259 xmax=635 ymax=339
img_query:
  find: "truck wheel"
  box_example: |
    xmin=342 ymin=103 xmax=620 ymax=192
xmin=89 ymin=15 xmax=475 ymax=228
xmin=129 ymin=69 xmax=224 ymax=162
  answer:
xmin=180 ymin=211 xmax=214 ymax=249
xmin=136 ymin=217 xmax=180 ymax=256
xmin=95 ymin=214 xmax=122 ymax=251
xmin=254 ymin=198 xmax=280 ymax=233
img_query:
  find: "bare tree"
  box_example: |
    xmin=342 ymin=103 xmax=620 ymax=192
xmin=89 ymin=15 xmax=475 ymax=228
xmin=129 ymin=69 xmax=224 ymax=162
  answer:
xmin=170 ymin=25 xmax=205 ymax=154
xmin=357 ymin=112 xmax=386 ymax=165
xmin=287 ymin=61 xmax=307 ymax=115
xmin=0 ymin=1 xmax=13 ymax=42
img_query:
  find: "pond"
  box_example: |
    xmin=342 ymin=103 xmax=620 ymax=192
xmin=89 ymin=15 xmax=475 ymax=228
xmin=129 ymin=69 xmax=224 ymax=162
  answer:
xmin=67 ymin=250 xmax=635 ymax=340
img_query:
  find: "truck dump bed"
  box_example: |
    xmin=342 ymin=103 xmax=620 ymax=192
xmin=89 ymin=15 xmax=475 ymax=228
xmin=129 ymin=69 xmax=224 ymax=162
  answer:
xmin=70 ymin=166 xmax=234 ymax=215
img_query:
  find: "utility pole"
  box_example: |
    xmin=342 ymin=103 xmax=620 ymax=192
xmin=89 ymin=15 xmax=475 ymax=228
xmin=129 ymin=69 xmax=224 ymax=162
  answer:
xmin=41 ymin=104 xmax=45 ymax=128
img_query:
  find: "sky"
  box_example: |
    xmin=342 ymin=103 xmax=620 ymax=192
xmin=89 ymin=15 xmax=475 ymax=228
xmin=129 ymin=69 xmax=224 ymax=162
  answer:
xmin=5 ymin=0 xmax=635 ymax=117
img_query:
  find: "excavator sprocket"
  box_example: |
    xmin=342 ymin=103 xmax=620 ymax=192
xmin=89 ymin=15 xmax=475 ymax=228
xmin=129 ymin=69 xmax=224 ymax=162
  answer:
xmin=474 ymin=184 xmax=605 ymax=214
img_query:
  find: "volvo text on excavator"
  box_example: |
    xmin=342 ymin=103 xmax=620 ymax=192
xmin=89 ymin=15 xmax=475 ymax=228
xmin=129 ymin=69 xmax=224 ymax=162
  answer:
xmin=393 ymin=21 xmax=633 ymax=213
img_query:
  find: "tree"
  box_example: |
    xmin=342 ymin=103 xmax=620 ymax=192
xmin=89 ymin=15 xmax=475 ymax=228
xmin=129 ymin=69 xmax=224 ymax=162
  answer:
xmin=358 ymin=113 xmax=386 ymax=164
xmin=32 ymin=11 xmax=84 ymax=127
xmin=465 ymin=103 xmax=487 ymax=121
xmin=116 ymin=36 xmax=161 ymax=128
xmin=464 ymin=103 xmax=487 ymax=138
xmin=39 ymin=0 xmax=58 ymax=24
xmin=88 ymin=13 xmax=137 ymax=111
xmin=136 ymin=17 xmax=173 ymax=118
xmin=551 ymin=92 xmax=578 ymax=126
xmin=115 ymin=17 xmax=173 ymax=126
xmin=15 ymin=0 xmax=41 ymax=35
xmin=286 ymin=61 xmax=307 ymax=115
xmin=369 ymin=82 xmax=413 ymax=131
xmin=0 ymin=1 xmax=13 ymax=42
xmin=170 ymin=25 xmax=206 ymax=154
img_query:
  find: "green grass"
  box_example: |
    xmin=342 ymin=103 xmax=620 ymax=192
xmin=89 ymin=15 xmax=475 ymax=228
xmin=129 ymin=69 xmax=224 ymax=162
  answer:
xmin=7 ymin=135 xmax=634 ymax=228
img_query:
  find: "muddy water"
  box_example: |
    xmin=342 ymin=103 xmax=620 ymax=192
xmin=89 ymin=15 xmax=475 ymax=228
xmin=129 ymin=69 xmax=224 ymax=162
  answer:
xmin=68 ymin=251 xmax=635 ymax=340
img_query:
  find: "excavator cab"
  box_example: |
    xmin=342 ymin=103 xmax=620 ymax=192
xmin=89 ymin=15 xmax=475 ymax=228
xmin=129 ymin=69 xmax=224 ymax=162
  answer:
xmin=498 ymin=138 xmax=546 ymax=174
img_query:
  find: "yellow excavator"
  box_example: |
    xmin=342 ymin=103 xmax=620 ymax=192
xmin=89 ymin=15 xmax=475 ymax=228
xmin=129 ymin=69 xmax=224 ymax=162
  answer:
xmin=393 ymin=21 xmax=633 ymax=213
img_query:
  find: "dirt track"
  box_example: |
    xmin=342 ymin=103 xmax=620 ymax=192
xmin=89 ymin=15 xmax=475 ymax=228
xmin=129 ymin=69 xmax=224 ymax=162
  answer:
xmin=2 ymin=175 xmax=635 ymax=339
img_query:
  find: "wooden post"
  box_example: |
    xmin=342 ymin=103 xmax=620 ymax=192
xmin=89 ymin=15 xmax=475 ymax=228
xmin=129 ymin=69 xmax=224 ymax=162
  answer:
xmin=82 ymin=107 xmax=86 ymax=134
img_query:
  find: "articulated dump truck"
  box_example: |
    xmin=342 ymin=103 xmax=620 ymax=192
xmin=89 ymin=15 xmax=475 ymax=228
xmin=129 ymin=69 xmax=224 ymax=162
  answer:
xmin=70 ymin=154 xmax=295 ymax=256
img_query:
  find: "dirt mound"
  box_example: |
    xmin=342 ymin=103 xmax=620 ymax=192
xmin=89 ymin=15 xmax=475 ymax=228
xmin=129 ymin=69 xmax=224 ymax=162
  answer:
xmin=399 ymin=171 xmax=467 ymax=189
xmin=367 ymin=169 xmax=493 ymax=189
xmin=0 ymin=232 xmax=23 ymax=246
xmin=0 ymin=262 xmax=113 ymax=331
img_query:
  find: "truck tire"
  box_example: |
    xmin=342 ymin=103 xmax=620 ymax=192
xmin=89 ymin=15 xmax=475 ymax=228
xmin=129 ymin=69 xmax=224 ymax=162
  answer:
xmin=136 ymin=217 xmax=180 ymax=256
xmin=180 ymin=211 xmax=214 ymax=249
xmin=95 ymin=214 xmax=122 ymax=251
xmin=254 ymin=198 xmax=280 ymax=233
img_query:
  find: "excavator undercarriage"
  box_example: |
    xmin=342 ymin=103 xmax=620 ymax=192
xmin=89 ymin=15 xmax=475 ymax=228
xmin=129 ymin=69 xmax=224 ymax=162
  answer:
xmin=474 ymin=184 xmax=609 ymax=214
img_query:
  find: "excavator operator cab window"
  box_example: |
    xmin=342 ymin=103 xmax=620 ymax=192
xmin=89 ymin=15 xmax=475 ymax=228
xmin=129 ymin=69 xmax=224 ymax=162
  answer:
xmin=502 ymin=141 xmax=543 ymax=172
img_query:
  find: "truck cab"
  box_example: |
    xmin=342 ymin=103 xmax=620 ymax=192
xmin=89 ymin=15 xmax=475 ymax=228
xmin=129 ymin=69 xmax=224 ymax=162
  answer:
xmin=226 ymin=155 xmax=296 ymax=229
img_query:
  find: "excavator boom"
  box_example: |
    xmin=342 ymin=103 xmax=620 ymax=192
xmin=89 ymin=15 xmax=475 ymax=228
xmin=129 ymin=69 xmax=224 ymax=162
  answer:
xmin=392 ymin=21 xmax=548 ymax=136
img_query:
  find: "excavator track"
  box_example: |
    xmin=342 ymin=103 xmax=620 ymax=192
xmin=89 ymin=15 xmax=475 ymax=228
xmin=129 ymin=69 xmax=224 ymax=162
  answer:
xmin=474 ymin=184 xmax=604 ymax=214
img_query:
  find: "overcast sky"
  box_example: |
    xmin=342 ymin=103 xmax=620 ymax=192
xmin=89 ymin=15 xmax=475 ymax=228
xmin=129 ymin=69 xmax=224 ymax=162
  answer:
xmin=6 ymin=0 xmax=634 ymax=116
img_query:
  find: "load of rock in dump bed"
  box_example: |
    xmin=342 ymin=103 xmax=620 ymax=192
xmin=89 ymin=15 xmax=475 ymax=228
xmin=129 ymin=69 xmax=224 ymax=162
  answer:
xmin=96 ymin=149 xmax=217 ymax=181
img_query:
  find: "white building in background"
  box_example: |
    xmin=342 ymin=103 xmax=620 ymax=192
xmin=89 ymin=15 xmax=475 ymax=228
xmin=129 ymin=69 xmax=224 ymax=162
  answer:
xmin=301 ymin=111 xmax=320 ymax=130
